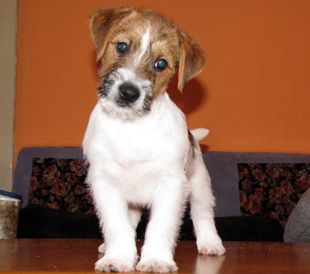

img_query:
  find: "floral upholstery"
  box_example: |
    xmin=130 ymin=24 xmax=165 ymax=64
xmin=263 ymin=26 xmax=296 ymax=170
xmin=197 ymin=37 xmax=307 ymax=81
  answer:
xmin=239 ymin=163 xmax=310 ymax=228
xmin=29 ymin=158 xmax=310 ymax=229
xmin=29 ymin=158 xmax=94 ymax=214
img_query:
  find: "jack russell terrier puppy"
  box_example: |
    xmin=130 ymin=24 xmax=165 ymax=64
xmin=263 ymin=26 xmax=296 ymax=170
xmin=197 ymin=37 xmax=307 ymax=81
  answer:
xmin=83 ymin=7 xmax=225 ymax=273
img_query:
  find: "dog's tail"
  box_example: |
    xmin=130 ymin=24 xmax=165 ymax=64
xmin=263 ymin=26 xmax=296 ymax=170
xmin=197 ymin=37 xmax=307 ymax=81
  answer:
xmin=190 ymin=128 xmax=210 ymax=142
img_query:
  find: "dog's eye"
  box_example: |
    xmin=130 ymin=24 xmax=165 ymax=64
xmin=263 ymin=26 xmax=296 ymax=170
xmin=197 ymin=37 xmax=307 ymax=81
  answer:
xmin=154 ymin=58 xmax=168 ymax=72
xmin=116 ymin=42 xmax=129 ymax=56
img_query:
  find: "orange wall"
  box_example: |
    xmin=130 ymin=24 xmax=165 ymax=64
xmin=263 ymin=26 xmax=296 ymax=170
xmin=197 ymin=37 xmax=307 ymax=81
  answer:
xmin=15 ymin=0 xmax=310 ymax=158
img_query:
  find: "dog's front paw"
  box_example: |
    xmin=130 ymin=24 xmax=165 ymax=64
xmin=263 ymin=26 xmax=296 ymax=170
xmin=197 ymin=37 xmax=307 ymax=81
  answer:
xmin=136 ymin=259 xmax=178 ymax=273
xmin=197 ymin=236 xmax=226 ymax=256
xmin=95 ymin=255 xmax=137 ymax=272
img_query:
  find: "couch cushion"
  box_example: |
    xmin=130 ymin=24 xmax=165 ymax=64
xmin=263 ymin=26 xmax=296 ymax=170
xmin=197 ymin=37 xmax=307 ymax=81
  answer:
xmin=29 ymin=158 xmax=93 ymax=214
xmin=215 ymin=216 xmax=284 ymax=242
xmin=13 ymin=146 xmax=84 ymax=208
xmin=18 ymin=204 xmax=284 ymax=241
xmin=239 ymin=163 xmax=310 ymax=228
xmin=202 ymin=151 xmax=310 ymax=217
xmin=18 ymin=204 xmax=101 ymax=239
xmin=15 ymin=147 xmax=310 ymax=217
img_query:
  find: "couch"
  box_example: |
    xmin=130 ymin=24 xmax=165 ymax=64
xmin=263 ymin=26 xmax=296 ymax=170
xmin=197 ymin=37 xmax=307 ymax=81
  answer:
xmin=13 ymin=146 xmax=310 ymax=242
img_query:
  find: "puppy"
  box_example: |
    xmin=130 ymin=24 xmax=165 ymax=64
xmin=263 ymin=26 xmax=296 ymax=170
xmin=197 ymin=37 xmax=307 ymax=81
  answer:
xmin=83 ymin=7 xmax=225 ymax=273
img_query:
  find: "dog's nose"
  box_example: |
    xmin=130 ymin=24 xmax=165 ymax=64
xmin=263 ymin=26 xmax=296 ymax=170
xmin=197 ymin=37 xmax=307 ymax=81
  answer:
xmin=119 ymin=83 xmax=140 ymax=103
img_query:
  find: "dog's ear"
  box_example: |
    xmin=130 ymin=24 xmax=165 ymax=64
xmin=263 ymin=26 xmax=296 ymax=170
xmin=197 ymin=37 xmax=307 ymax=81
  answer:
xmin=177 ymin=29 xmax=206 ymax=92
xmin=90 ymin=7 xmax=133 ymax=61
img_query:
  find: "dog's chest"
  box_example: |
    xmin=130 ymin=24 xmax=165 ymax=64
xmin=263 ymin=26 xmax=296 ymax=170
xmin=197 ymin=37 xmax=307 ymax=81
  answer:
xmin=98 ymin=111 xmax=187 ymax=202
xmin=87 ymin=94 xmax=188 ymax=162
xmin=83 ymin=94 xmax=190 ymax=202
xmin=103 ymin=113 xmax=178 ymax=164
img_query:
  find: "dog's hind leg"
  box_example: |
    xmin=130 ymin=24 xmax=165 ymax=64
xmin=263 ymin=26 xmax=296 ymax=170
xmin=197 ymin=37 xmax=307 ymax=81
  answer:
xmin=189 ymin=154 xmax=226 ymax=256
xmin=128 ymin=204 xmax=142 ymax=230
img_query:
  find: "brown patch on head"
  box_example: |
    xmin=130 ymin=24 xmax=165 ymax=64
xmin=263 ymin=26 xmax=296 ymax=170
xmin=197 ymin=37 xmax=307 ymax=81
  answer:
xmin=90 ymin=7 xmax=206 ymax=100
xmin=149 ymin=25 xmax=180 ymax=97
xmin=177 ymin=29 xmax=207 ymax=91
xmin=90 ymin=7 xmax=134 ymax=61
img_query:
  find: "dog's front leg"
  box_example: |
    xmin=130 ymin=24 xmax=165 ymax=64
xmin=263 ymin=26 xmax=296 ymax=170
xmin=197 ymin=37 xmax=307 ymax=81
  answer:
xmin=136 ymin=178 xmax=185 ymax=273
xmin=98 ymin=204 xmax=142 ymax=254
xmin=91 ymin=179 xmax=138 ymax=272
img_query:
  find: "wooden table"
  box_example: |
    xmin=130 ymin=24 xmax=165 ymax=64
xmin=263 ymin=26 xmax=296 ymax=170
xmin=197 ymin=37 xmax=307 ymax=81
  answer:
xmin=0 ymin=239 xmax=309 ymax=273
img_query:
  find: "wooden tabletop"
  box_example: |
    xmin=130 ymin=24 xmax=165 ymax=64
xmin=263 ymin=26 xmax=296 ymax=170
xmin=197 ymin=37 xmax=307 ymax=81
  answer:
xmin=0 ymin=239 xmax=309 ymax=273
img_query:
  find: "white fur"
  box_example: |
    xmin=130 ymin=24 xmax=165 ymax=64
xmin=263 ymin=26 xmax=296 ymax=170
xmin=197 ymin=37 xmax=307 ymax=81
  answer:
xmin=84 ymin=13 xmax=224 ymax=272
xmin=136 ymin=26 xmax=151 ymax=63
xmin=83 ymin=92 xmax=225 ymax=272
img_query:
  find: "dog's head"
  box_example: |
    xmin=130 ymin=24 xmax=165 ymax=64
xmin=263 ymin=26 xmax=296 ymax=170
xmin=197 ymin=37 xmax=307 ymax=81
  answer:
xmin=90 ymin=7 xmax=206 ymax=119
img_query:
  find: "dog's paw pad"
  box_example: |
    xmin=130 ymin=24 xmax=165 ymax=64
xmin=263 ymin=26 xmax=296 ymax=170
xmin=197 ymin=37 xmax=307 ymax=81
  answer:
xmin=198 ymin=242 xmax=226 ymax=256
xmin=136 ymin=259 xmax=178 ymax=273
xmin=95 ymin=257 xmax=135 ymax=272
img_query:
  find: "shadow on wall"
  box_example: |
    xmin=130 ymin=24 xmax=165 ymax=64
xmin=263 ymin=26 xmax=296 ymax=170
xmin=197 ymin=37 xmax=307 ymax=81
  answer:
xmin=168 ymin=73 xmax=210 ymax=151
xmin=168 ymin=73 xmax=208 ymax=116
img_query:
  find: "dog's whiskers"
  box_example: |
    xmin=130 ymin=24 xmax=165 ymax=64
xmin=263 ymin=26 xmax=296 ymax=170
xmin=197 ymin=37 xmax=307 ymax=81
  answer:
xmin=98 ymin=79 xmax=114 ymax=97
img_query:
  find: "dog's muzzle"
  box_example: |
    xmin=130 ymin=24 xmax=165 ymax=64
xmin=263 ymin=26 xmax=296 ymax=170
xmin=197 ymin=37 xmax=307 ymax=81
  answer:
xmin=98 ymin=67 xmax=153 ymax=117
xmin=117 ymin=82 xmax=140 ymax=106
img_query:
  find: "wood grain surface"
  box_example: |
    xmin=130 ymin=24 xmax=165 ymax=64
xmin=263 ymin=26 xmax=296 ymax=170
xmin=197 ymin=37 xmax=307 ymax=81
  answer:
xmin=0 ymin=239 xmax=309 ymax=273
